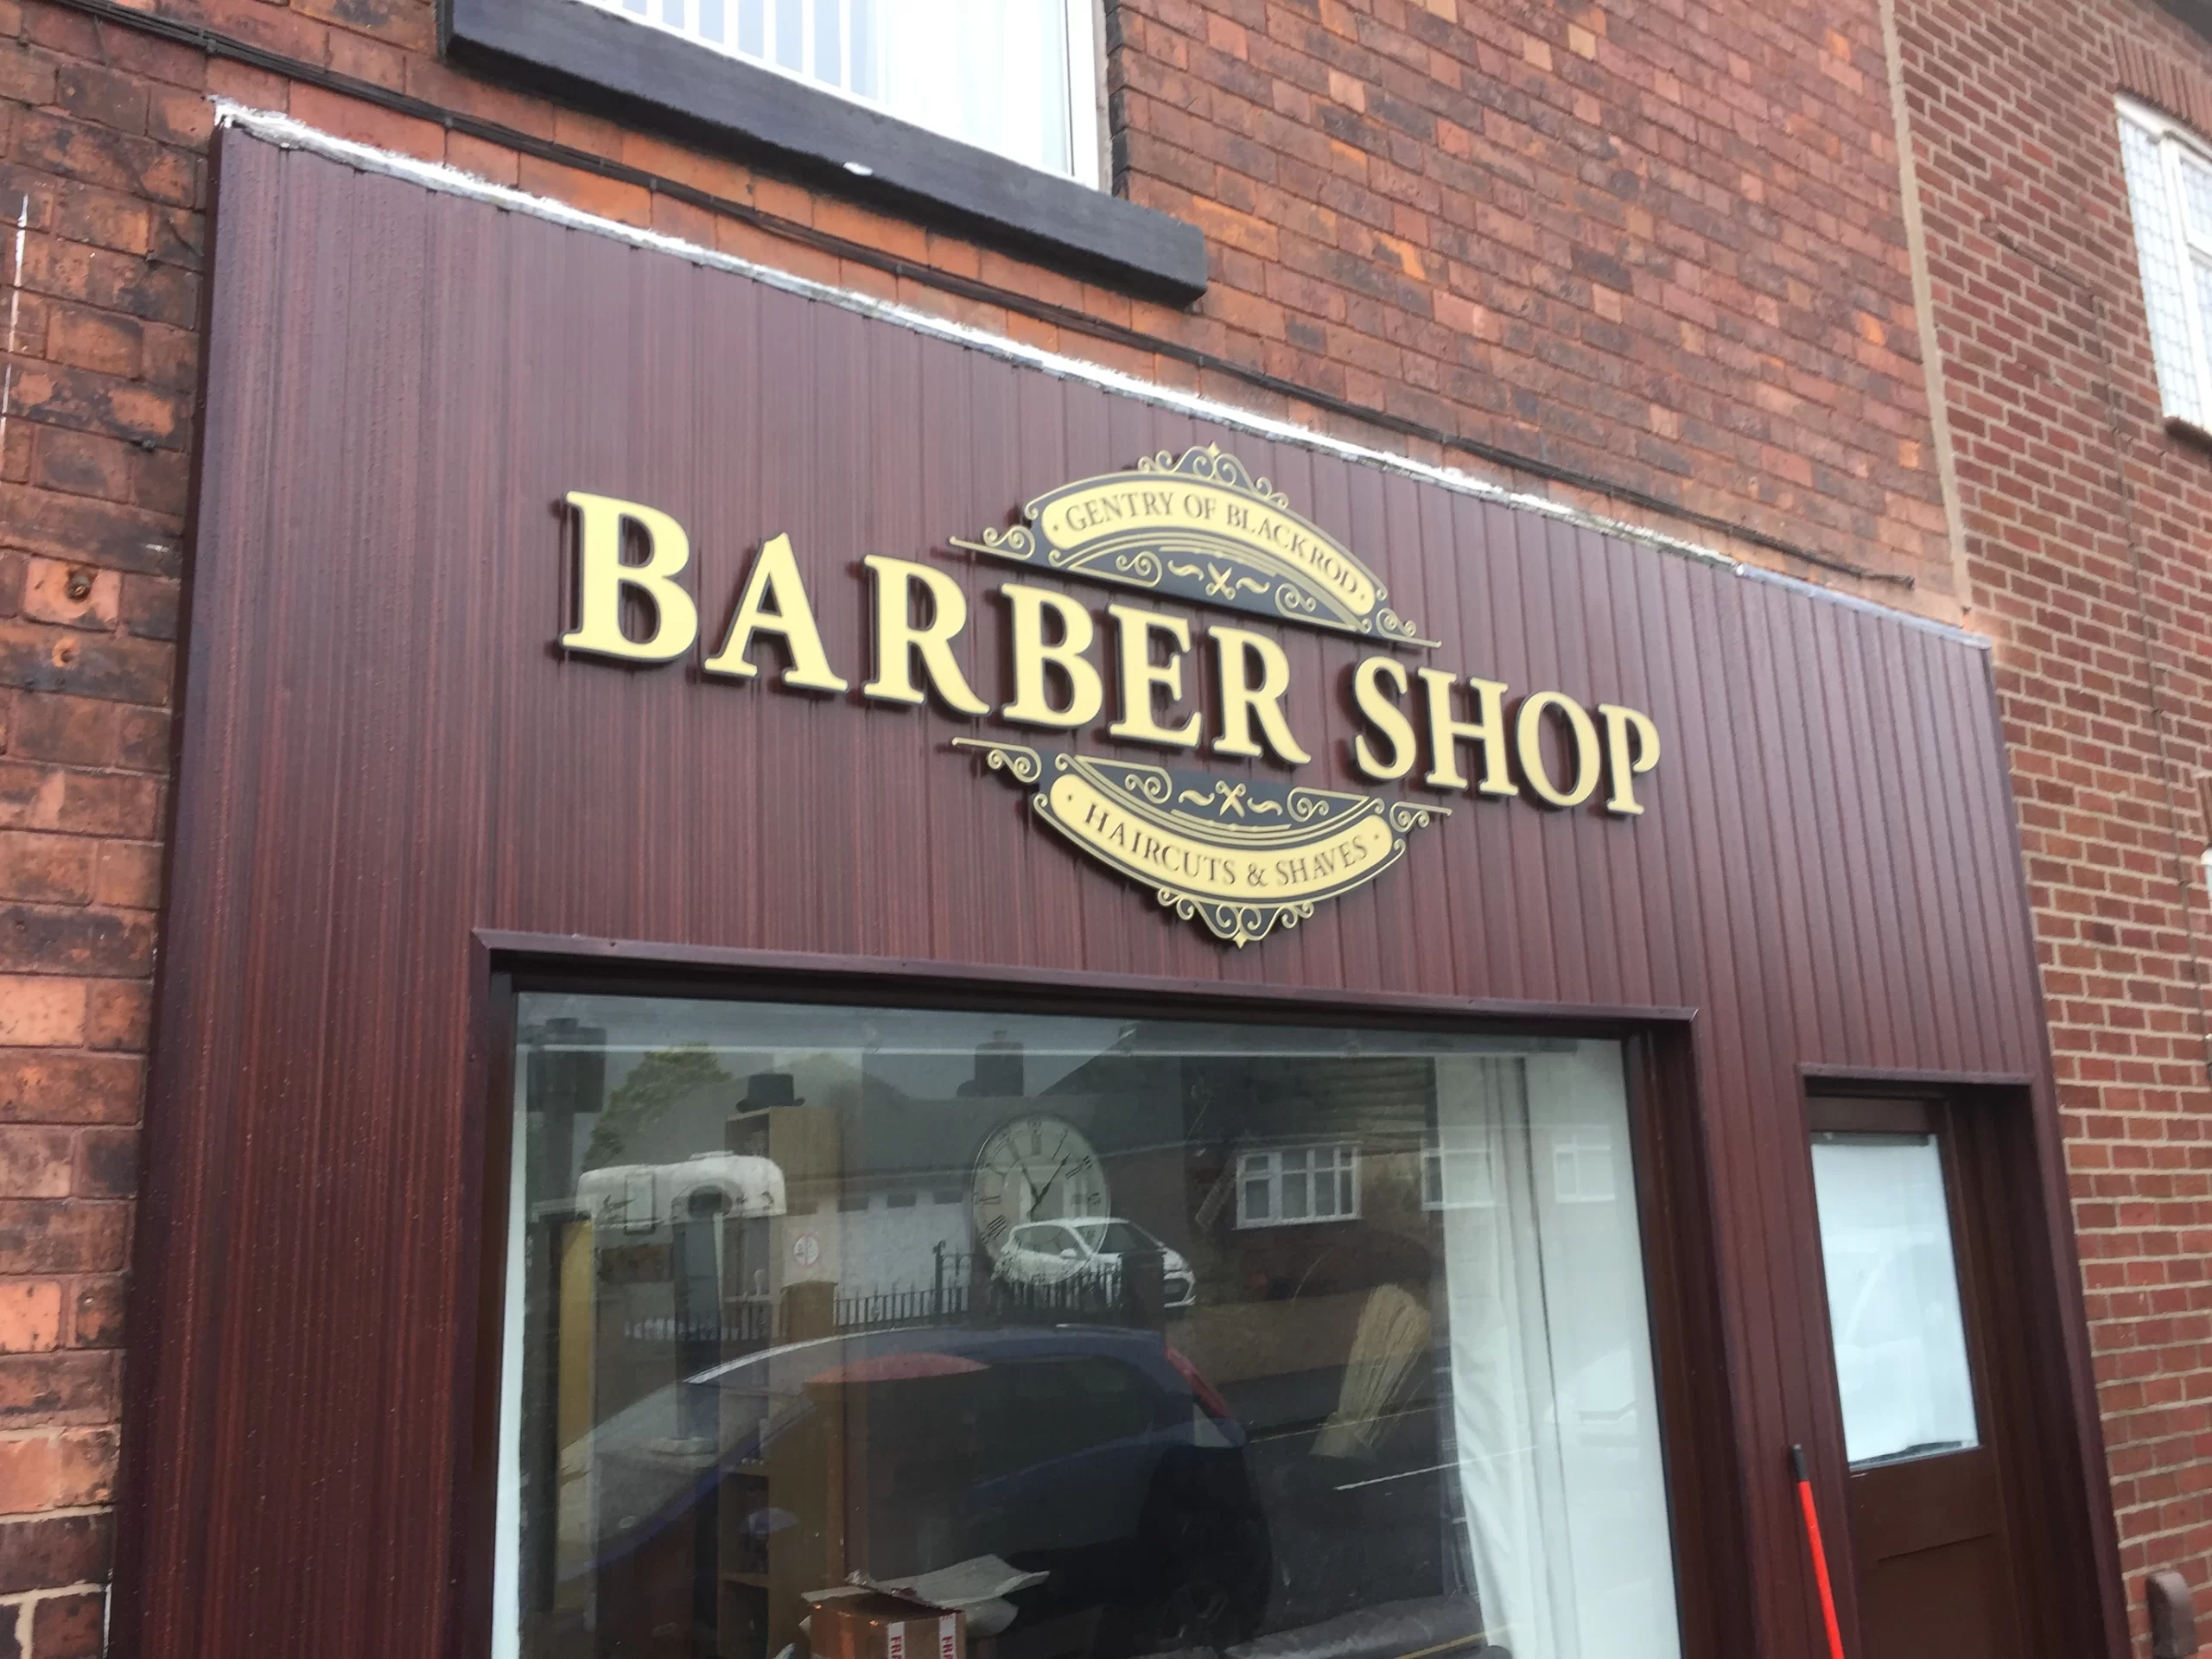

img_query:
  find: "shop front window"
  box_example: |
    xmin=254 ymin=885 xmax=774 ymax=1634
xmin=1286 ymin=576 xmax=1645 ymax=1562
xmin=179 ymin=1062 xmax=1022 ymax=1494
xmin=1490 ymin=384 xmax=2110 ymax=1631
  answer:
xmin=494 ymin=995 xmax=1683 ymax=1659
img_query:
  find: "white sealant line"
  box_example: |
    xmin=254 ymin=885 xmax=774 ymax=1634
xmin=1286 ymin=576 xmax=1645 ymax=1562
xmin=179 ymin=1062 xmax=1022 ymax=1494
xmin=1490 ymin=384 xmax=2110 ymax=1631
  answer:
xmin=207 ymin=99 xmax=1988 ymax=652
xmin=1 ymin=194 xmax=28 ymax=479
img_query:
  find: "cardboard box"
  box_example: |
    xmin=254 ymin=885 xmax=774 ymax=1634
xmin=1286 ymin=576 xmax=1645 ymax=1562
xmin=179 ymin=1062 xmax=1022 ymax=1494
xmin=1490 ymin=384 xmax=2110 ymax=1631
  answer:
xmin=809 ymin=1593 xmax=963 ymax=1659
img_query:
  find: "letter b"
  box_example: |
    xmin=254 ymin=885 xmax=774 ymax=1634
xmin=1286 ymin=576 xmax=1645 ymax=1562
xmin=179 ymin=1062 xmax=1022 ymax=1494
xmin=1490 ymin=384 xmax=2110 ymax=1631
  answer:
xmin=1001 ymin=583 xmax=1103 ymax=728
xmin=559 ymin=490 xmax=699 ymax=664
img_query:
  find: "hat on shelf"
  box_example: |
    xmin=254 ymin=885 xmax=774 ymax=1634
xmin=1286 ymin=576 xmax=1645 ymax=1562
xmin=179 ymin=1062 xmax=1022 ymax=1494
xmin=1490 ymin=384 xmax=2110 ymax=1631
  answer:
xmin=739 ymin=1071 xmax=804 ymax=1109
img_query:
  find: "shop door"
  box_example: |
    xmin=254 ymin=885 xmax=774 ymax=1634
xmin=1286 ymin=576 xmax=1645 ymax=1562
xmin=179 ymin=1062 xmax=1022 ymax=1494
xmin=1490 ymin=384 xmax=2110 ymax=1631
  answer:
xmin=1805 ymin=1097 xmax=2030 ymax=1659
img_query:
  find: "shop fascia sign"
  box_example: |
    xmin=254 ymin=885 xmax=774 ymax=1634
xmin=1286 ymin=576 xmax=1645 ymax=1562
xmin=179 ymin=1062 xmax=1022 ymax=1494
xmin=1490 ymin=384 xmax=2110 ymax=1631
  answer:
xmin=556 ymin=446 xmax=1659 ymax=946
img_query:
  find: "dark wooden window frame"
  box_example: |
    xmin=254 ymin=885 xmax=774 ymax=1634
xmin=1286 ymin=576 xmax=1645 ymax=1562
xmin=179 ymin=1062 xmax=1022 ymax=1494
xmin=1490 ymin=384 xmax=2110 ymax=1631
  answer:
xmin=446 ymin=931 xmax=1756 ymax=1659
xmin=1795 ymin=1073 xmax=2122 ymax=1659
xmin=439 ymin=0 xmax=1209 ymax=302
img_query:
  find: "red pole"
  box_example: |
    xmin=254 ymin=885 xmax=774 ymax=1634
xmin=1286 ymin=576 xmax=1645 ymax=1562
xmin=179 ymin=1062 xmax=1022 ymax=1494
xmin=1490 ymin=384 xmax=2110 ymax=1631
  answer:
xmin=1790 ymin=1444 xmax=1848 ymax=1659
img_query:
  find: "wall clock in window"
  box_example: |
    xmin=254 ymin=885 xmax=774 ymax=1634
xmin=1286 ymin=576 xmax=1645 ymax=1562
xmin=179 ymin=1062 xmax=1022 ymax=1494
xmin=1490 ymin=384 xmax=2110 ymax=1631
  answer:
xmin=971 ymin=1115 xmax=1109 ymax=1255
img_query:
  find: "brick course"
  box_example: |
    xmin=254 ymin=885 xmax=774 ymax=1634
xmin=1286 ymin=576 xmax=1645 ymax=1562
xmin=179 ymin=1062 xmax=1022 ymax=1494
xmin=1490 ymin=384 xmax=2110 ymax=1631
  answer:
xmin=0 ymin=0 xmax=2192 ymax=1650
xmin=1111 ymin=0 xmax=1955 ymax=587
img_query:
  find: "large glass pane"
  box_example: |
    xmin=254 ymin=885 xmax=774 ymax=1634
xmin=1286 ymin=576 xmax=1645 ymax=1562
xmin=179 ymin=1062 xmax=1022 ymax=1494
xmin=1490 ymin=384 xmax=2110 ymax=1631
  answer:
xmin=2191 ymin=255 xmax=2212 ymax=387
xmin=876 ymin=1 xmax=1071 ymax=179
xmin=811 ymin=0 xmax=839 ymax=85
xmin=1810 ymin=1132 xmax=1980 ymax=1468
xmin=2181 ymin=150 xmax=2212 ymax=244
xmin=2119 ymin=114 xmax=2204 ymax=423
xmin=571 ymin=0 xmax=1083 ymax=181
xmin=494 ymin=996 xmax=1681 ymax=1659
xmin=772 ymin=0 xmax=802 ymax=70
xmin=846 ymin=0 xmax=874 ymax=98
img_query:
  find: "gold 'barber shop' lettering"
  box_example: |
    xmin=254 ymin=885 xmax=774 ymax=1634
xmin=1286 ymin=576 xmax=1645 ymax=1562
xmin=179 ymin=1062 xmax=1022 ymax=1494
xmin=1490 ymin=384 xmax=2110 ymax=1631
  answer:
xmin=1351 ymin=657 xmax=1417 ymax=782
xmin=1515 ymin=690 xmax=1602 ymax=809
xmin=550 ymin=494 xmax=1666 ymax=823
xmin=702 ymin=532 xmax=848 ymax=692
xmin=1001 ymin=582 xmax=1103 ymax=729
xmin=861 ymin=555 xmax=989 ymax=715
xmin=1417 ymin=668 xmax=1514 ymax=797
xmin=1598 ymin=703 xmax=1662 ymax=814
xmin=1107 ymin=604 xmax=1204 ymax=749
xmin=1212 ymin=627 xmax=1312 ymax=766
xmin=559 ymin=490 xmax=699 ymax=663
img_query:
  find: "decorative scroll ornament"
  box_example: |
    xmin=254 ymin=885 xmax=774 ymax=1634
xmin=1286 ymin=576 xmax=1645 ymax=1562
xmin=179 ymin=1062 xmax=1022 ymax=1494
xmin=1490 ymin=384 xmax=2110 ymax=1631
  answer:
xmin=952 ymin=445 xmax=1435 ymax=647
xmin=954 ymin=740 xmax=1448 ymax=947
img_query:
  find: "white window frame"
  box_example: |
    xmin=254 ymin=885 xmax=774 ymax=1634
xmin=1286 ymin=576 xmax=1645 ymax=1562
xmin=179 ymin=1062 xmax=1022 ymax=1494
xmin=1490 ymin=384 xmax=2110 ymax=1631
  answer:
xmin=1421 ymin=1140 xmax=1497 ymax=1211
xmin=1236 ymin=1143 xmax=1360 ymax=1229
xmin=1549 ymin=1126 xmax=1618 ymax=1205
xmin=571 ymin=0 xmax=1103 ymax=188
xmin=2118 ymin=95 xmax=2212 ymax=429
xmin=1071 ymin=0 xmax=1105 ymax=189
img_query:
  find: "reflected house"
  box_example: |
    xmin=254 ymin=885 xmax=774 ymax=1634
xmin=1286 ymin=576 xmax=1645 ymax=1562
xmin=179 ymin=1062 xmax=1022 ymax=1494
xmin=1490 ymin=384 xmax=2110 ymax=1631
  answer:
xmin=1039 ymin=1036 xmax=1464 ymax=1634
xmin=1030 ymin=1030 xmax=1665 ymax=1645
xmin=582 ymin=1040 xmax=1208 ymax=1334
xmin=518 ymin=1030 xmax=1286 ymax=1659
xmin=1039 ymin=1033 xmax=1443 ymax=1429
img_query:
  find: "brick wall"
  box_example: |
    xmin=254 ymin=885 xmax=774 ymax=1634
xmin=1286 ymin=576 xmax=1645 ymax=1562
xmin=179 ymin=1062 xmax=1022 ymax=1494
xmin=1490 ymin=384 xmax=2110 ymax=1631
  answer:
xmin=1108 ymin=0 xmax=1951 ymax=591
xmin=0 ymin=0 xmax=184 ymax=1645
xmin=1896 ymin=0 xmax=2212 ymax=1648
xmin=0 ymin=0 xmax=2069 ymax=1649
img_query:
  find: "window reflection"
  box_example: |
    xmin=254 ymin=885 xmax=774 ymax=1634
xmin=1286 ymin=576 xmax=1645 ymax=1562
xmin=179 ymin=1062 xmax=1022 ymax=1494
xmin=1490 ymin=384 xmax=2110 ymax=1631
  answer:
xmin=496 ymin=998 xmax=1682 ymax=1659
xmin=1810 ymin=1132 xmax=1980 ymax=1469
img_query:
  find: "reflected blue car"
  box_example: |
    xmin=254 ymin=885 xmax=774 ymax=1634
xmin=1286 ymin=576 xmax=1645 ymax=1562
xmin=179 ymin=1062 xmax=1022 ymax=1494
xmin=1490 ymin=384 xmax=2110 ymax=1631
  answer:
xmin=580 ymin=1322 xmax=1272 ymax=1657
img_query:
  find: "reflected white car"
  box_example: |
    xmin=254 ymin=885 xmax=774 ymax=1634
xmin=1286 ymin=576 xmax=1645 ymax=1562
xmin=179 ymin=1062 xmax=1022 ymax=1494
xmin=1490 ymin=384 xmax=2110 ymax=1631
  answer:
xmin=995 ymin=1217 xmax=1197 ymax=1309
xmin=574 ymin=1151 xmax=785 ymax=1231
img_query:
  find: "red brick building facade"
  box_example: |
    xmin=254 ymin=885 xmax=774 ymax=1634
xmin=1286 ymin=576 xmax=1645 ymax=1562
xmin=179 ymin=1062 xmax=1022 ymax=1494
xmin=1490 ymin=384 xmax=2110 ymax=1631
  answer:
xmin=0 ymin=0 xmax=2199 ymax=1651
xmin=1897 ymin=0 xmax=2212 ymax=1629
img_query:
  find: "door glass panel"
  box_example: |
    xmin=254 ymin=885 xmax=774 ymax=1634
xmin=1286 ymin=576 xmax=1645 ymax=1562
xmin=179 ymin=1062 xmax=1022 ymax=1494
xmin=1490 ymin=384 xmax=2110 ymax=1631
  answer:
xmin=493 ymin=994 xmax=1686 ymax=1659
xmin=1810 ymin=1132 xmax=1980 ymax=1468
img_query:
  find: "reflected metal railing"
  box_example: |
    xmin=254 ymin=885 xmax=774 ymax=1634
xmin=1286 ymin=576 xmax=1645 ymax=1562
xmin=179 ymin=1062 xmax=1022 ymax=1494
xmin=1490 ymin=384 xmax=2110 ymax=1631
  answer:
xmin=618 ymin=1248 xmax=1160 ymax=1348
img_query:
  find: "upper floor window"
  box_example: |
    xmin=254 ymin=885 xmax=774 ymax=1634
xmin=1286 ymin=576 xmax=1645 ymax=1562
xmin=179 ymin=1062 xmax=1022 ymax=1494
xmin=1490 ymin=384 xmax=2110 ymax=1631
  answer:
xmin=1550 ymin=1125 xmax=1619 ymax=1205
xmin=579 ymin=0 xmax=1103 ymax=184
xmin=1421 ymin=1138 xmax=1497 ymax=1211
xmin=1236 ymin=1143 xmax=1360 ymax=1228
xmin=2118 ymin=96 xmax=2212 ymax=429
xmin=448 ymin=0 xmax=1203 ymax=296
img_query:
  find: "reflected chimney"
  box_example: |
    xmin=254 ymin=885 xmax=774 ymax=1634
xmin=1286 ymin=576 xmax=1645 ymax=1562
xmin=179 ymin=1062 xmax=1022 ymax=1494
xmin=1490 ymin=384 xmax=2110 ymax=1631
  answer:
xmin=973 ymin=1031 xmax=1023 ymax=1096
